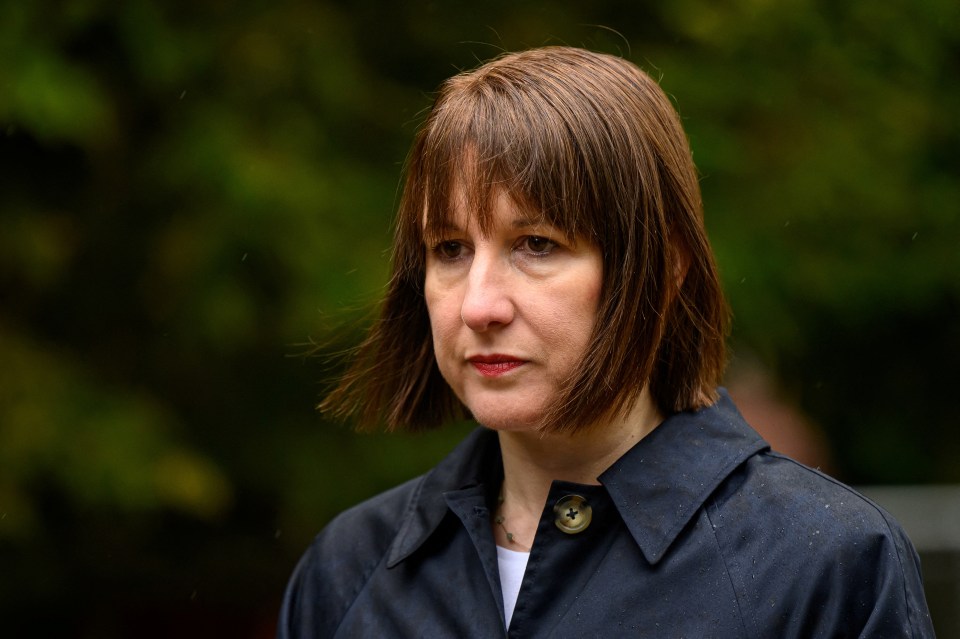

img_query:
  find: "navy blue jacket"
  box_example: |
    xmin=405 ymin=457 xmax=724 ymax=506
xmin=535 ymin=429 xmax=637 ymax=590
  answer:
xmin=278 ymin=391 xmax=935 ymax=637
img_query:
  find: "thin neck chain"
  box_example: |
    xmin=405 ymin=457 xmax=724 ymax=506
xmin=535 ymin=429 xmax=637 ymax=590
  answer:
xmin=495 ymin=489 xmax=517 ymax=544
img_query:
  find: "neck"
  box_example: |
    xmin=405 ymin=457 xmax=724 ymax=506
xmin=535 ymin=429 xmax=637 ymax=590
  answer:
xmin=493 ymin=388 xmax=664 ymax=550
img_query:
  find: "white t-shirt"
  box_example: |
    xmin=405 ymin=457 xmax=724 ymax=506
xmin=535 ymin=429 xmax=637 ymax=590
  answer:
xmin=496 ymin=545 xmax=531 ymax=628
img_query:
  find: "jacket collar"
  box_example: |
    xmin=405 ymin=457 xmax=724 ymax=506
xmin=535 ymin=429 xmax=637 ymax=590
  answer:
xmin=387 ymin=389 xmax=768 ymax=568
xmin=600 ymin=389 xmax=769 ymax=564
xmin=386 ymin=427 xmax=502 ymax=568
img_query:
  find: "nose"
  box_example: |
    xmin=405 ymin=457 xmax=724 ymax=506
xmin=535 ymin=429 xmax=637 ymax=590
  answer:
xmin=459 ymin=252 xmax=515 ymax=332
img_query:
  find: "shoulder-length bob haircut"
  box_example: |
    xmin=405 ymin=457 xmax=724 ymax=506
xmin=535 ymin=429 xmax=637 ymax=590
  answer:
xmin=322 ymin=46 xmax=729 ymax=433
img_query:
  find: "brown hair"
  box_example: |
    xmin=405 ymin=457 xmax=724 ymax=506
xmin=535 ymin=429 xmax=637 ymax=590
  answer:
xmin=322 ymin=46 xmax=728 ymax=432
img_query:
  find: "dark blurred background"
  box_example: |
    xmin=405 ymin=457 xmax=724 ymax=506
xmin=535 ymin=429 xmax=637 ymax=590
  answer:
xmin=1 ymin=0 xmax=958 ymax=636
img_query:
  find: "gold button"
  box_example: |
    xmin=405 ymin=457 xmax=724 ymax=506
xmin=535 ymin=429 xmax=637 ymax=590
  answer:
xmin=553 ymin=494 xmax=591 ymax=534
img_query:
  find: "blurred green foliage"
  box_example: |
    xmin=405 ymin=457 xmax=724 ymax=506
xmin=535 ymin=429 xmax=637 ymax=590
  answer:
xmin=1 ymin=0 xmax=958 ymax=635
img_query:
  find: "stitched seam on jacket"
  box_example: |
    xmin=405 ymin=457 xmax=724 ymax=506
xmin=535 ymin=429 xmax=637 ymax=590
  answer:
xmin=704 ymin=504 xmax=754 ymax=639
xmin=766 ymin=452 xmax=923 ymax=637
xmin=654 ymin=446 xmax=762 ymax=561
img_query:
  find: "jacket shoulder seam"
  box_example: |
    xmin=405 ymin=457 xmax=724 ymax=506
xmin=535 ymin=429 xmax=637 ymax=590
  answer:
xmin=704 ymin=505 xmax=754 ymax=639
xmin=763 ymin=452 xmax=925 ymax=636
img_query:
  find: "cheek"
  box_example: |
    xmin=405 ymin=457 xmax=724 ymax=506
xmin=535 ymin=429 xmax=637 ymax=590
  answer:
xmin=550 ymin=270 xmax=603 ymax=342
xmin=547 ymin=311 xmax=597 ymax=357
xmin=579 ymin=260 xmax=604 ymax=334
xmin=424 ymin=286 xmax=458 ymax=355
xmin=424 ymin=290 xmax=466 ymax=397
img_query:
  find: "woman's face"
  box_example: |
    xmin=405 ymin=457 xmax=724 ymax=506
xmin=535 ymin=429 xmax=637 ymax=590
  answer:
xmin=424 ymin=190 xmax=603 ymax=431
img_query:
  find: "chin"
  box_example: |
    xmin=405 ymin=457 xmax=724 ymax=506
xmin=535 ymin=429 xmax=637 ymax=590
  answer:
xmin=468 ymin=406 xmax=544 ymax=432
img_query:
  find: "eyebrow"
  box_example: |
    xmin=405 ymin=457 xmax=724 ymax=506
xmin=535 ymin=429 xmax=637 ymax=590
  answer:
xmin=428 ymin=213 xmax=557 ymax=240
xmin=511 ymin=216 xmax=548 ymax=229
xmin=433 ymin=216 xmax=546 ymax=230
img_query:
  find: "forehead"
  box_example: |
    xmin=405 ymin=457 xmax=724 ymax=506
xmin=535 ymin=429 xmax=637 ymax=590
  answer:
xmin=421 ymin=174 xmax=573 ymax=245
xmin=412 ymin=79 xmax=597 ymax=247
xmin=440 ymin=188 xmax=546 ymax=228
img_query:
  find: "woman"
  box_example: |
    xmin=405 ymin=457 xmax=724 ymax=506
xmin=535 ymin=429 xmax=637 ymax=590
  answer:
xmin=279 ymin=47 xmax=934 ymax=637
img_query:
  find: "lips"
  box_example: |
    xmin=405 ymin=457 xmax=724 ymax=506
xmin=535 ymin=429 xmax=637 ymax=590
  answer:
xmin=467 ymin=354 xmax=526 ymax=378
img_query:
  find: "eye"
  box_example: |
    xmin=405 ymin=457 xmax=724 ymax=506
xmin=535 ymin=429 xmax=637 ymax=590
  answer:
xmin=521 ymin=235 xmax=557 ymax=255
xmin=434 ymin=240 xmax=465 ymax=260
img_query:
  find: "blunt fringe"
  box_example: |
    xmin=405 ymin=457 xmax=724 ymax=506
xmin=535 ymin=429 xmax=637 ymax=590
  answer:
xmin=321 ymin=46 xmax=729 ymax=433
